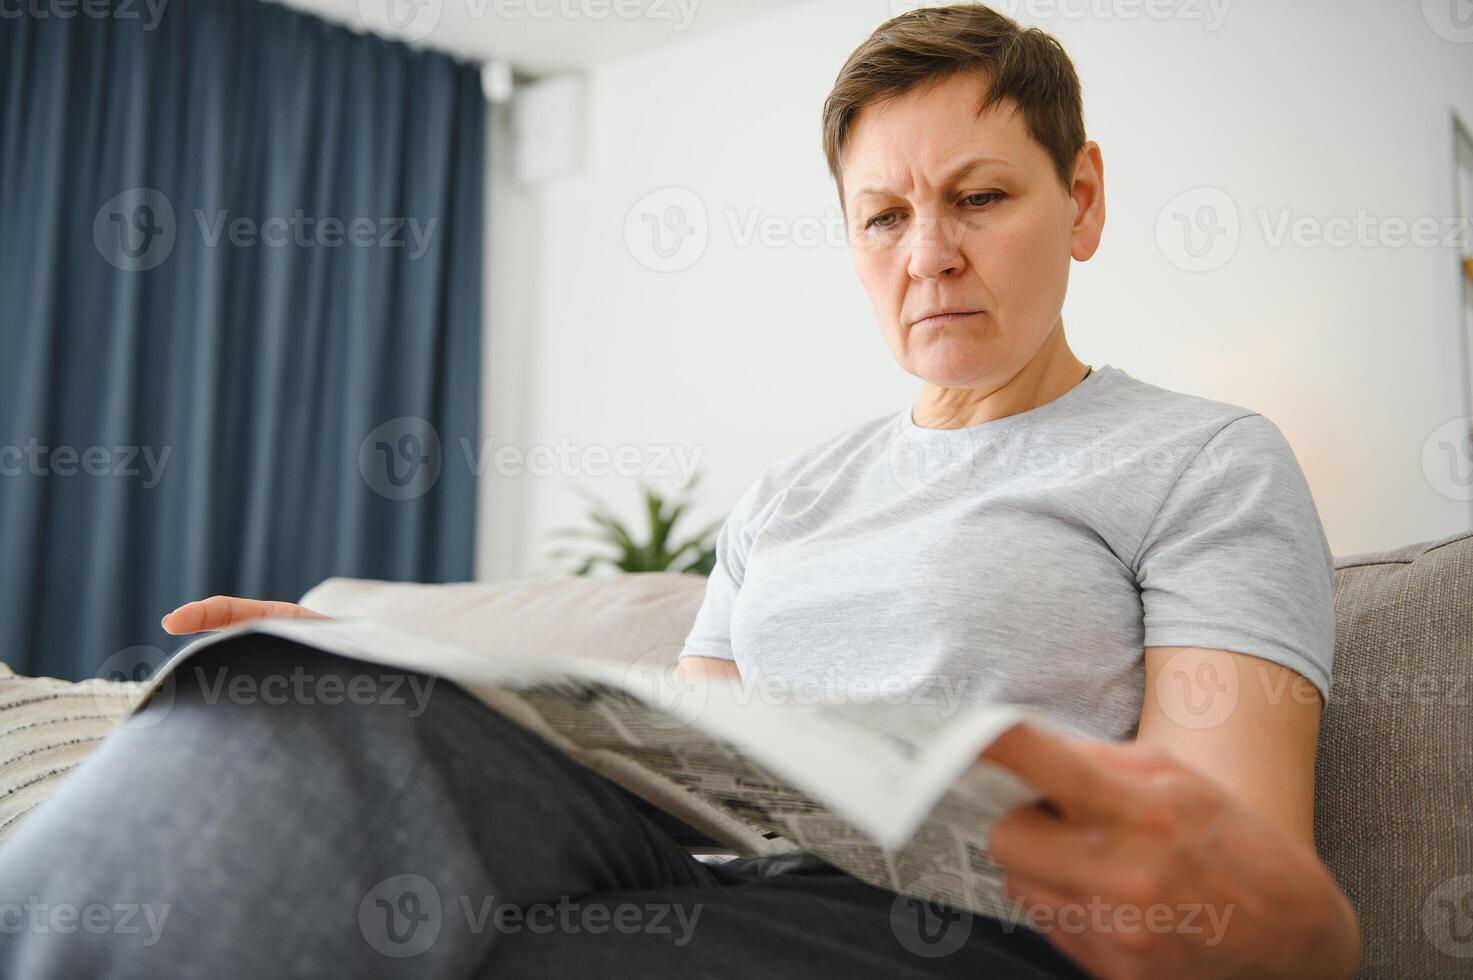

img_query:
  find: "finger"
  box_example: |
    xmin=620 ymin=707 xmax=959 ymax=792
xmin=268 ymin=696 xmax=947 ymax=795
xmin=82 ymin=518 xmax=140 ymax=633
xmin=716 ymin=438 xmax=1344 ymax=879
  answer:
xmin=258 ymin=600 xmax=325 ymax=621
xmin=1001 ymin=866 xmax=1071 ymax=915
xmin=980 ymin=721 xmax=1135 ymax=825
xmin=1071 ymin=737 xmax=1175 ymax=778
xmin=161 ymin=595 xmax=267 ymax=634
xmin=989 ymin=803 xmax=1114 ymax=894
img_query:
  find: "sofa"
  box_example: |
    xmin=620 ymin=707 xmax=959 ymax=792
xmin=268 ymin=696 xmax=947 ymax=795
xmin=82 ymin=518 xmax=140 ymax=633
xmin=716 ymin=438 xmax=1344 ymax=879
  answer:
xmin=0 ymin=532 xmax=1468 ymax=977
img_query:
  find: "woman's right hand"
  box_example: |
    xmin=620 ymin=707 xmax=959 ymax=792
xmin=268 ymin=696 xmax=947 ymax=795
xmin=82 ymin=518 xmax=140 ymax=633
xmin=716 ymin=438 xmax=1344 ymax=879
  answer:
xmin=161 ymin=596 xmax=329 ymax=635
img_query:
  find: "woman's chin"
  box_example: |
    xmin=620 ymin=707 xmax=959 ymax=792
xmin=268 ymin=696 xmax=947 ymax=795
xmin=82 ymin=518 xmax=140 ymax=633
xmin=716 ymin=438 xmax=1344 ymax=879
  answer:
xmin=908 ymin=348 xmax=995 ymax=389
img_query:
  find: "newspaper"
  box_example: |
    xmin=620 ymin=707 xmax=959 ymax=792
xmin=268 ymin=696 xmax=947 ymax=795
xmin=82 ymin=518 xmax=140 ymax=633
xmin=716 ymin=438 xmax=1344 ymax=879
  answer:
xmin=137 ymin=616 xmax=1051 ymax=922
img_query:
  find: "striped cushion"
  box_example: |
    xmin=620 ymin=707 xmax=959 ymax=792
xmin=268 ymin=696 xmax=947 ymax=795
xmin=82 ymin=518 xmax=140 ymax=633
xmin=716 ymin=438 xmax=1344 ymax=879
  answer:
xmin=0 ymin=662 xmax=142 ymax=844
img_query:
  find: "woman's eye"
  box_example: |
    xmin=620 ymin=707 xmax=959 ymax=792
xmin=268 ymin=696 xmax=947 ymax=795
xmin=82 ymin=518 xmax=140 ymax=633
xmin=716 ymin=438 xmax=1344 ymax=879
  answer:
xmin=961 ymin=192 xmax=1004 ymax=208
xmin=862 ymin=195 xmax=1000 ymax=231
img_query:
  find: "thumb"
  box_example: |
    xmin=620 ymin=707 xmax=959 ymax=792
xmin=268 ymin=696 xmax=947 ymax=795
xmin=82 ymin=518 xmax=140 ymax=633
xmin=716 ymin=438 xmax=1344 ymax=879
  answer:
xmin=980 ymin=721 xmax=1132 ymax=825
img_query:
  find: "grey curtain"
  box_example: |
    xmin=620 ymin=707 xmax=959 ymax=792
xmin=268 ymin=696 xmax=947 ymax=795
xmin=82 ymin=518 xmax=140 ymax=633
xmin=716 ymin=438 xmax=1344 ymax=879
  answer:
xmin=0 ymin=0 xmax=485 ymax=679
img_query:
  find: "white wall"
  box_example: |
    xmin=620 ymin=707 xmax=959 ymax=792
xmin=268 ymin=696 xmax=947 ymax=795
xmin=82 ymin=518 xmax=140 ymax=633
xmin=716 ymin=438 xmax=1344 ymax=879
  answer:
xmin=478 ymin=0 xmax=1473 ymax=579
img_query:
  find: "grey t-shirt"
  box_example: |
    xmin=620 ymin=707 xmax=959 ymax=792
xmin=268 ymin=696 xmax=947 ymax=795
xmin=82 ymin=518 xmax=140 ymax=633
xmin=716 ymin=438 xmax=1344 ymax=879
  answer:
xmin=677 ymin=365 xmax=1335 ymax=742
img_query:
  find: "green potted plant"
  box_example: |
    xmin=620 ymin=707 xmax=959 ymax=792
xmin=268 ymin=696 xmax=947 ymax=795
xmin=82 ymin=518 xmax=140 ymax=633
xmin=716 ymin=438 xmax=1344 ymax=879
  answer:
xmin=548 ymin=475 xmax=724 ymax=576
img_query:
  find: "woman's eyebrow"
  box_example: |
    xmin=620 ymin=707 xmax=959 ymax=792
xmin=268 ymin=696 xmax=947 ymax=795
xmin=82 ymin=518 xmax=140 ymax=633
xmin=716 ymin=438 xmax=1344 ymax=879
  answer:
xmin=851 ymin=157 xmax=1013 ymax=201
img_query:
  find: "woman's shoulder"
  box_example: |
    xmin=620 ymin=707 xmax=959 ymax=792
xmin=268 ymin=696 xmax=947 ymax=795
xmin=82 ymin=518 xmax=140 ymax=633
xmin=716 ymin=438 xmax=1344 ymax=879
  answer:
xmin=1095 ymin=366 xmax=1291 ymax=453
xmin=1096 ymin=365 xmax=1252 ymax=422
xmin=1096 ymin=369 xmax=1317 ymax=526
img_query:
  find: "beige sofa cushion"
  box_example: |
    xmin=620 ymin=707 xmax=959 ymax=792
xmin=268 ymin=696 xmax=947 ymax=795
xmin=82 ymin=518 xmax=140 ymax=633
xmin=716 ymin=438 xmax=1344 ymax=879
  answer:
xmin=1316 ymin=531 xmax=1473 ymax=978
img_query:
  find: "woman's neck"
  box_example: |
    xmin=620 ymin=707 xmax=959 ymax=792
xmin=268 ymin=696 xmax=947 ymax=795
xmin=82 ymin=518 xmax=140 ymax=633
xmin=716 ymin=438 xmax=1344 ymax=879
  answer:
xmin=910 ymin=325 xmax=1089 ymax=430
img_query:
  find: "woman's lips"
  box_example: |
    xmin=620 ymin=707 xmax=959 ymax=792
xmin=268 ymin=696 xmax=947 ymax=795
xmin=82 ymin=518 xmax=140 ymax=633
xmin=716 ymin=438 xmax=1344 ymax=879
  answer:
xmin=911 ymin=311 xmax=984 ymax=330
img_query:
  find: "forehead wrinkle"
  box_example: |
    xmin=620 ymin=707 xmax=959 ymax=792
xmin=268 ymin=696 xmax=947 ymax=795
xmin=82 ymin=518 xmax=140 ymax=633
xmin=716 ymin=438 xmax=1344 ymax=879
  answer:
xmin=842 ymin=75 xmax=1029 ymax=205
xmin=859 ymin=83 xmax=1018 ymax=155
xmin=851 ymin=155 xmax=1014 ymax=203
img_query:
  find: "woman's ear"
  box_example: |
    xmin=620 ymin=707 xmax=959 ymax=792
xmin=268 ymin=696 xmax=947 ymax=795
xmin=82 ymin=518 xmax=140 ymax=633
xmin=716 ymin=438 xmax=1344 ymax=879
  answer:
xmin=1069 ymin=141 xmax=1106 ymax=262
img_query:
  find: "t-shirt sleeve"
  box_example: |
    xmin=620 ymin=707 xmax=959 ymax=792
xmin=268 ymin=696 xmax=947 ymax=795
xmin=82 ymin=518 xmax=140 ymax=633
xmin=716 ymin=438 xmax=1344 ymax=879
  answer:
xmin=1134 ymin=413 xmax=1336 ymax=704
xmin=677 ymin=477 xmax=764 ymax=662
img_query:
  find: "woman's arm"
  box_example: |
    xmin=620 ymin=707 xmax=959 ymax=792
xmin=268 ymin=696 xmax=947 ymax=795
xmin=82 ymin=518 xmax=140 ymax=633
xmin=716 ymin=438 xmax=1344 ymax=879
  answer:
xmin=673 ymin=654 xmax=742 ymax=682
xmin=1136 ymin=646 xmax=1360 ymax=971
xmin=980 ymin=647 xmax=1361 ymax=979
xmin=1135 ymin=648 xmax=1320 ymax=849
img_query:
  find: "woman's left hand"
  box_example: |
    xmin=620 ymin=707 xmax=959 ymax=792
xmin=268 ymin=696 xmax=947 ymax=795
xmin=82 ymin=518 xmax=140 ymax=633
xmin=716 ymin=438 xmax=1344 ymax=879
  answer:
xmin=979 ymin=722 xmax=1361 ymax=979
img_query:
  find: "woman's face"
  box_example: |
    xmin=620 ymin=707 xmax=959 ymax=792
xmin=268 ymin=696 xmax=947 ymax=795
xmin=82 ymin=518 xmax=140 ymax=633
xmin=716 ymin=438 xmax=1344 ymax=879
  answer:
xmin=841 ymin=71 xmax=1103 ymax=389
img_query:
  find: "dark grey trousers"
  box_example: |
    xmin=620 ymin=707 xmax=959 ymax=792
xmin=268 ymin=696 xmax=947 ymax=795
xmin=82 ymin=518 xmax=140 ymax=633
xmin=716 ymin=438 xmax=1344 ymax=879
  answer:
xmin=0 ymin=635 xmax=1087 ymax=979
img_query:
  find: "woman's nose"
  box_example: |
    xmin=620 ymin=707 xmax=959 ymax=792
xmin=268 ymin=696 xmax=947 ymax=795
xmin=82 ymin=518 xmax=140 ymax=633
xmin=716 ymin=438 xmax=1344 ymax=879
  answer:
xmin=905 ymin=213 xmax=966 ymax=279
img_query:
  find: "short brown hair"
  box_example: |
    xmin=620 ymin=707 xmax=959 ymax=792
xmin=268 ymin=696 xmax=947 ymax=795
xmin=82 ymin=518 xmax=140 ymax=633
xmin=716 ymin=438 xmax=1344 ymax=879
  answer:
xmin=822 ymin=4 xmax=1086 ymax=202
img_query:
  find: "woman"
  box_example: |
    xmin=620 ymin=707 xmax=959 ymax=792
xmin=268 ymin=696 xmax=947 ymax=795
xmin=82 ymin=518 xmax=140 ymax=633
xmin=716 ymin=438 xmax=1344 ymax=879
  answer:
xmin=0 ymin=5 xmax=1360 ymax=978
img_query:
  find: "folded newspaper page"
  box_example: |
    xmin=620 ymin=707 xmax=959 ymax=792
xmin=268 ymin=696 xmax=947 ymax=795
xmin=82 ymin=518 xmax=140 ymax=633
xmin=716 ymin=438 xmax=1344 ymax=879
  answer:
xmin=136 ymin=616 xmax=1054 ymax=921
